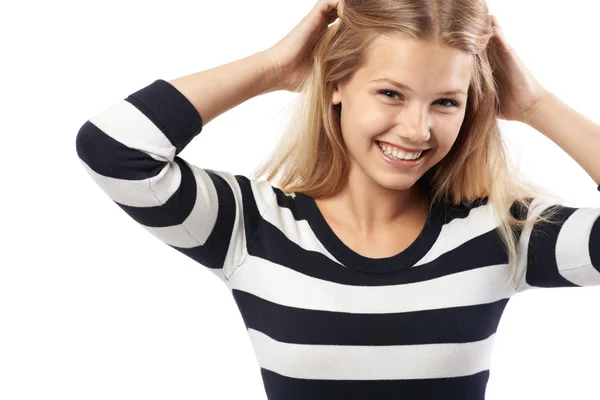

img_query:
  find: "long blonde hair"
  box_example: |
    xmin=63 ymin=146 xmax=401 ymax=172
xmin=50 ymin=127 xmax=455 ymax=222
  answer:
xmin=251 ymin=0 xmax=565 ymax=283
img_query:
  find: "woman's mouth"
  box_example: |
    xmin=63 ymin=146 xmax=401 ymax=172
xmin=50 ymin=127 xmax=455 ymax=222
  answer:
xmin=375 ymin=141 xmax=431 ymax=168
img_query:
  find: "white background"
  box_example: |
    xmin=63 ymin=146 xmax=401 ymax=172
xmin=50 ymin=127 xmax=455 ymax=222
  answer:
xmin=2 ymin=0 xmax=600 ymax=399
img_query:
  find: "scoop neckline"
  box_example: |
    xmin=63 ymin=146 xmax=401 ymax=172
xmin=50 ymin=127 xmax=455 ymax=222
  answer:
xmin=294 ymin=191 xmax=445 ymax=274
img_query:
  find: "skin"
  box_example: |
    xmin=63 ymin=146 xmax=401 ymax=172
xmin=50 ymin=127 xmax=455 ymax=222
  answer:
xmin=316 ymin=34 xmax=473 ymax=249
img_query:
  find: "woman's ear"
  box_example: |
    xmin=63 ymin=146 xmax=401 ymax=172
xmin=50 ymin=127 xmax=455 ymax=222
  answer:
xmin=332 ymin=83 xmax=342 ymax=105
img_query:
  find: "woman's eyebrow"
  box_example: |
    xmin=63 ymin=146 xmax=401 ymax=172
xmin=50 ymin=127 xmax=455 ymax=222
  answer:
xmin=370 ymin=77 xmax=468 ymax=96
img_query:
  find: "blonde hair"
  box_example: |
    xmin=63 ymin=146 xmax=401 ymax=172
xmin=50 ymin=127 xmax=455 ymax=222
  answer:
xmin=251 ymin=0 xmax=566 ymax=283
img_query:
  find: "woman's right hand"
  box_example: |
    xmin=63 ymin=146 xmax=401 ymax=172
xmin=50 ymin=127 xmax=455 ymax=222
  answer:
xmin=265 ymin=0 xmax=345 ymax=92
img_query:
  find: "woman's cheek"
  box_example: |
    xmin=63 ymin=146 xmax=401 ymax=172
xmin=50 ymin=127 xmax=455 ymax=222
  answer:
xmin=359 ymin=107 xmax=388 ymax=132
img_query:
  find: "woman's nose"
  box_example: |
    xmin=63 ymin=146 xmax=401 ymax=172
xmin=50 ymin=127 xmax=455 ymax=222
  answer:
xmin=396 ymin=107 xmax=431 ymax=142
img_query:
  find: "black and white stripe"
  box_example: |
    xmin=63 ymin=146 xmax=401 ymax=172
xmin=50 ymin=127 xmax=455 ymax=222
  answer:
xmin=76 ymin=79 xmax=600 ymax=399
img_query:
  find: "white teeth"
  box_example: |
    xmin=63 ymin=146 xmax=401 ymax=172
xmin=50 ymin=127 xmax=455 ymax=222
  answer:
xmin=377 ymin=142 xmax=422 ymax=160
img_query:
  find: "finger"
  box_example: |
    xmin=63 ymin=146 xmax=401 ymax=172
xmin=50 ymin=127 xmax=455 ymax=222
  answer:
xmin=489 ymin=15 xmax=512 ymax=52
xmin=316 ymin=0 xmax=344 ymax=19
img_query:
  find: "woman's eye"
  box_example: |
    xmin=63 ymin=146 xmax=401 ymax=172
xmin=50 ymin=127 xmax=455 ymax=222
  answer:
xmin=436 ymin=99 xmax=459 ymax=108
xmin=378 ymin=90 xmax=459 ymax=108
xmin=378 ymin=90 xmax=401 ymax=100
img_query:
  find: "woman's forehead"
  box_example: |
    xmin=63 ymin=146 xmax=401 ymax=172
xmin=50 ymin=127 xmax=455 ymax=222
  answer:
xmin=353 ymin=38 xmax=473 ymax=93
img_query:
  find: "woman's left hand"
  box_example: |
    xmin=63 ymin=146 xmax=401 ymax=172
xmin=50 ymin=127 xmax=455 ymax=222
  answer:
xmin=487 ymin=15 xmax=550 ymax=123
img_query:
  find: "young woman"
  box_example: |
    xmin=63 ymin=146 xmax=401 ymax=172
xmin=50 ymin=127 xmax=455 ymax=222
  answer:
xmin=75 ymin=0 xmax=600 ymax=398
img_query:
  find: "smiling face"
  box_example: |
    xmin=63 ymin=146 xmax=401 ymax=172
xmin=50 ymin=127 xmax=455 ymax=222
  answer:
xmin=332 ymin=34 xmax=473 ymax=193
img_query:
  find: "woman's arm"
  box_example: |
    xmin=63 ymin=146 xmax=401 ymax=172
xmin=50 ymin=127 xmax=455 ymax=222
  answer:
xmin=525 ymin=91 xmax=600 ymax=186
xmin=169 ymin=50 xmax=281 ymax=126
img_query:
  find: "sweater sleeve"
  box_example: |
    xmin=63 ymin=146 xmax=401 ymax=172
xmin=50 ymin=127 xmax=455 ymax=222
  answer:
xmin=511 ymin=187 xmax=600 ymax=293
xmin=75 ymin=79 xmax=273 ymax=285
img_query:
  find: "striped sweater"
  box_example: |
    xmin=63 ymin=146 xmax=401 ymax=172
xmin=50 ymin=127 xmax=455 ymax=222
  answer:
xmin=75 ymin=79 xmax=600 ymax=400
